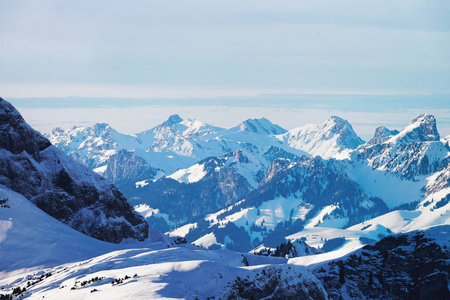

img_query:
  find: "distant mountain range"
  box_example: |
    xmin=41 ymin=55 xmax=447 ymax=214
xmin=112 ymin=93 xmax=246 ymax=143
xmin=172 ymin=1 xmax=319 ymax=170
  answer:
xmin=47 ymin=110 xmax=450 ymax=253
xmin=1 ymin=97 xmax=448 ymax=299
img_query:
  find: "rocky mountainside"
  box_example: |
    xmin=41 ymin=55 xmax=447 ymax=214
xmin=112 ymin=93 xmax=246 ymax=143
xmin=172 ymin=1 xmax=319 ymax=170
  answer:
xmin=312 ymin=225 xmax=449 ymax=299
xmin=0 ymin=98 xmax=148 ymax=243
xmin=104 ymin=149 xmax=158 ymax=193
xmin=48 ymin=123 xmax=142 ymax=170
xmin=353 ymin=114 xmax=449 ymax=181
xmin=181 ymin=155 xmax=388 ymax=251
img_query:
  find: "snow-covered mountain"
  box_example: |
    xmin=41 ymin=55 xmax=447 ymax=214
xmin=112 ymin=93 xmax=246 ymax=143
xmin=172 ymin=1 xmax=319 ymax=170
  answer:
xmin=278 ymin=116 xmax=365 ymax=159
xmin=0 ymin=98 xmax=149 ymax=243
xmin=162 ymin=113 xmax=450 ymax=254
xmin=47 ymin=110 xmax=450 ymax=255
xmin=367 ymin=126 xmax=399 ymax=145
xmin=130 ymin=151 xmax=257 ymax=232
xmin=2 ymin=96 xmax=449 ymax=299
xmin=174 ymin=155 xmax=388 ymax=251
xmin=224 ymin=117 xmax=288 ymax=135
xmin=2 ymin=180 xmax=447 ymax=299
xmin=48 ymin=123 xmax=142 ymax=169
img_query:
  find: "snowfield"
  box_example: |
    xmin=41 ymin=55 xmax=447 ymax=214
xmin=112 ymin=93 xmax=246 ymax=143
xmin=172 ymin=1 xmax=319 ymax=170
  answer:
xmin=0 ymin=185 xmax=326 ymax=299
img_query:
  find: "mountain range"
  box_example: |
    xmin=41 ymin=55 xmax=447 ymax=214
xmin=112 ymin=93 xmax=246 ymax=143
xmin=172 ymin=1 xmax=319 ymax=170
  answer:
xmin=1 ymin=97 xmax=448 ymax=299
xmin=47 ymin=110 xmax=450 ymax=251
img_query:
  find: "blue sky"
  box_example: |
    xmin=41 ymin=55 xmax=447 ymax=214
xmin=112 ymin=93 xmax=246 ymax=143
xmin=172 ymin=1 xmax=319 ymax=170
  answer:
xmin=1 ymin=1 xmax=449 ymax=138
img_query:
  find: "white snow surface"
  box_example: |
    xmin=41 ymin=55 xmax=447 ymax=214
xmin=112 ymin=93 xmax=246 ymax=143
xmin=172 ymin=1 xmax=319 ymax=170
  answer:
xmin=168 ymin=163 xmax=207 ymax=183
xmin=0 ymin=186 xmax=327 ymax=299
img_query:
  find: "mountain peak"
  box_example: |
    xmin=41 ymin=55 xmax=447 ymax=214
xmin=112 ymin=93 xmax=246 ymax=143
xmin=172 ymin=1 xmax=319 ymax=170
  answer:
xmin=368 ymin=126 xmax=399 ymax=145
xmin=0 ymin=97 xmax=51 ymax=158
xmin=389 ymin=113 xmax=440 ymax=143
xmin=238 ymin=118 xmax=287 ymax=135
xmin=93 ymin=122 xmax=111 ymax=131
xmin=323 ymin=116 xmax=364 ymax=148
xmin=328 ymin=115 xmax=346 ymax=122
xmin=163 ymin=114 xmax=183 ymax=126
xmin=325 ymin=116 xmax=351 ymax=131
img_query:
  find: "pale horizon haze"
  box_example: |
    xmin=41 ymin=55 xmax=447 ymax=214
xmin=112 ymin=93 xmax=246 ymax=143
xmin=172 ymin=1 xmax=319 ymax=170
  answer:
xmin=1 ymin=1 xmax=449 ymax=139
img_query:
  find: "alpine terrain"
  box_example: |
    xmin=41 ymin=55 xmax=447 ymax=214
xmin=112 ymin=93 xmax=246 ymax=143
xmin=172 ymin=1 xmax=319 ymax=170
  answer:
xmin=1 ymin=97 xmax=448 ymax=299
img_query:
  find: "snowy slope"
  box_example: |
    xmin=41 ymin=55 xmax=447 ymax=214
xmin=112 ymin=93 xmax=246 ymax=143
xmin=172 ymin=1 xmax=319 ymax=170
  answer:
xmin=0 ymin=185 xmax=122 ymax=271
xmin=0 ymin=185 xmax=326 ymax=299
xmin=167 ymin=149 xmax=266 ymax=188
xmin=0 ymin=248 xmax=326 ymax=300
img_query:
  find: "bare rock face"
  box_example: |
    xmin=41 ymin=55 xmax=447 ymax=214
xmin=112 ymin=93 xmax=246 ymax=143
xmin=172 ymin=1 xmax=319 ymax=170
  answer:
xmin=0 ymin=98 xmax=51 ymax=160
xmin=356 ymin=114 xmax=448 ymax=180
xmin=0 ymin=98 xmax=149 ymax=243
xmin=104 ymin=149 xmax=157 ymax=190
xmin=401 ymin=113 xmax=440 ymax=143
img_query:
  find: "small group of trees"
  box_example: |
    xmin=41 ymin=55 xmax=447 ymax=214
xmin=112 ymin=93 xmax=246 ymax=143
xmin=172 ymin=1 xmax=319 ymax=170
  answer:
xmin=0 ymin=198 xmax=10 ymax=208
xmin=0 ymin=287 xmax=26 ymax=299
xmin=0 ymin=293 xmax=12 ymax=300
xmin=111 ymin=274 xmax=138 ymax=286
